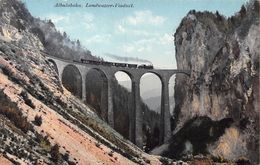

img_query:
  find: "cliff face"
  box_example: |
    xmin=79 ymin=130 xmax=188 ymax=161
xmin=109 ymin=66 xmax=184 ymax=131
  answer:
xmin=173 ymin=1 xmax=259 ymax=163
xmin=0 ymin=0 xmax=162 ymax=164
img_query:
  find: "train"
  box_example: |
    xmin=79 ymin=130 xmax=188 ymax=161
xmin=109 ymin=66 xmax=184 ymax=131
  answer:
xmin=137 ymin=64 xmax=153 ymax=69
xmin=76 ymin=59 xmax=153 ymax=69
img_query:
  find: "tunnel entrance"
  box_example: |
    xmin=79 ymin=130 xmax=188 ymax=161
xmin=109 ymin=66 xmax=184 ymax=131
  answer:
xmin=62 ymin=64 xmax=82 ymax=98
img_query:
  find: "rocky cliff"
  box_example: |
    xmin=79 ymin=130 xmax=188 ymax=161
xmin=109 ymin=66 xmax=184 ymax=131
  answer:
xmin=172 ymin=0 xmax=259 ymax=163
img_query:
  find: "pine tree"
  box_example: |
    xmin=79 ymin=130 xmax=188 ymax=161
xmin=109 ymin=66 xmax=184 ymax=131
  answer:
xmin=239 ymin=5 xmax=246 ymax=18
xmin=63 ymin=32 xmax=67 ymax=39
xmin=76 ymin=39 xmax=81 ymax=47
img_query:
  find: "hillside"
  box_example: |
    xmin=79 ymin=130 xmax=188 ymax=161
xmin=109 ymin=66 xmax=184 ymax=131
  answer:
xmin=24 ymin=1 xmax=160 ymax=146
xmin=0 ymin=0 xmax=162 ymax=164
xmin=0 ymin=0 xmax=159 ymax=151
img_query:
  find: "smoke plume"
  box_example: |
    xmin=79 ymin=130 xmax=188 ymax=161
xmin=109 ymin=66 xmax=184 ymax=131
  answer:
xmin=105 ymin=53 xmax=152 ymax=64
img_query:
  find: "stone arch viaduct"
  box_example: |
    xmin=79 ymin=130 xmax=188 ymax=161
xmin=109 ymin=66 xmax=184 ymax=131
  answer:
xmin=46 ymin=55 xmax=190 ymax=148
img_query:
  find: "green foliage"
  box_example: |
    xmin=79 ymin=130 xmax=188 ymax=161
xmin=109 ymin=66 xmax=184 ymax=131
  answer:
xmin=35 ymin=134 xmax=51 ymax=152
xmin=39 ymin=138 xmax=51 ymax=152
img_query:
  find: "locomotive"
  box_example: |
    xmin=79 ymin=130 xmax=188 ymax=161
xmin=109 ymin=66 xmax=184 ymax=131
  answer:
xmin=137 ymin=64 xmax=153 ymax=69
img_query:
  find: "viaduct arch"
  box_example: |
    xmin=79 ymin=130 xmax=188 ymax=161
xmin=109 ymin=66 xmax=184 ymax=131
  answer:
xmin=62 ymin=64 xmax=82 ymax=98
xmin=85 ymin=68 xmax=109 ymax=122
xmin=46 ymin=55 xmax=190 ymax=148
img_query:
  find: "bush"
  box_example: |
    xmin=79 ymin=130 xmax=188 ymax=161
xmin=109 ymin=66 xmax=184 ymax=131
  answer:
xmin=95 ymin=142 xmax=101 ymax=148
xmin=0 ymin=90 xmax=31 ymax=133
xmin=20 ymin=90 xmax=35 ymax=109
xmin=236 ymin=157 xmax=251 ymax=165
xmin=62 ymin=153 xmax=69 ymax=161
xmin=68 ymin=161 xmax=77 ymax=165
xmin=159 ymin=157 xmax=172 ymax=165
xmin=37 ymin=134 xmax=51 ymax=152
xmin=1 ymin=66 xmax=12 ymax=77
xmin=34 ymin=115 xmax=42 ymax=126
xmin=51 ymin=144 xmax=60 ymax=162
xmin=108 ymin=150 xmax=114 ymax=157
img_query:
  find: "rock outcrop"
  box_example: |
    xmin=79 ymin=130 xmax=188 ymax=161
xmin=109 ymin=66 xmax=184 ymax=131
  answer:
xmin=0 ymin=0 xmax=161 ymax=164
xmin=171 ymin=0 xmax=259 ymax=163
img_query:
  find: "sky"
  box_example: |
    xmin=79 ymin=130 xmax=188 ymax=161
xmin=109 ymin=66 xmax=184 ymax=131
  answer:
xmin=22 ymin=0 xmax=247 ymax=69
